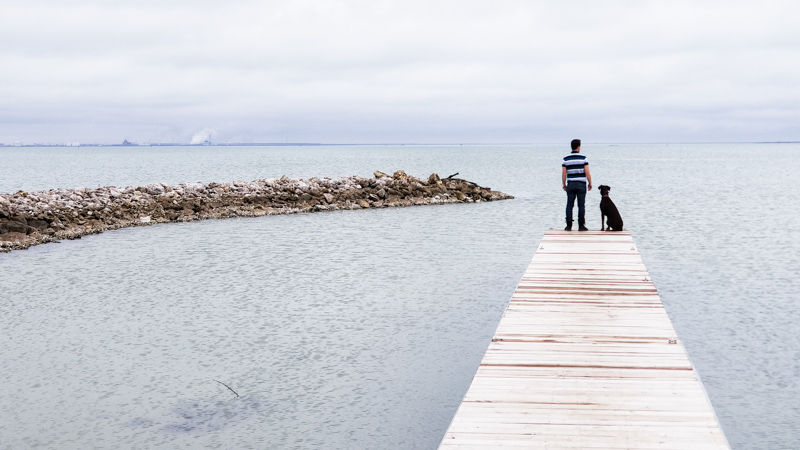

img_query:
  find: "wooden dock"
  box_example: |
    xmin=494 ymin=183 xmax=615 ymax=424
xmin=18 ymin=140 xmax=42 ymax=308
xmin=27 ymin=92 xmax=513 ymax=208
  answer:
xmin=439 ymin=230 xmax=729 ymax=449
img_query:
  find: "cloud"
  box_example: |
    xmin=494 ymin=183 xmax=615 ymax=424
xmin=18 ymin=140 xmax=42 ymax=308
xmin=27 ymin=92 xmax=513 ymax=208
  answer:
xmin=1 ymin=0 xmax=799 ymax=143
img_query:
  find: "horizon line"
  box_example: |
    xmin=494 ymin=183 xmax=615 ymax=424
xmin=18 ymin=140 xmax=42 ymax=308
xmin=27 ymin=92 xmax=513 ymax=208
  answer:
xmin=2 ymin=140 xmax=799 ymax=147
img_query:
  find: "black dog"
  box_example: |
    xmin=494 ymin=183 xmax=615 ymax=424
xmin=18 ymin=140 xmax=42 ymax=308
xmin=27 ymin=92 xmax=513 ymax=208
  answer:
xmin=599 ymin=185 xmax=624 ymax=231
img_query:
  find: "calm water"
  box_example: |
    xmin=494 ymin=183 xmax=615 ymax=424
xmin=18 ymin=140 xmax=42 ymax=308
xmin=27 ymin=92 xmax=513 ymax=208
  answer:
xmin=1 ymin=144 xmax=799 ymax=449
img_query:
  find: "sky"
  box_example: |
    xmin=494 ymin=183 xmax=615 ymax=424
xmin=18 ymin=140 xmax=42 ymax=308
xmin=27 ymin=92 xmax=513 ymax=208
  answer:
xmin=1 ymin=0 xmax=799 ymax=144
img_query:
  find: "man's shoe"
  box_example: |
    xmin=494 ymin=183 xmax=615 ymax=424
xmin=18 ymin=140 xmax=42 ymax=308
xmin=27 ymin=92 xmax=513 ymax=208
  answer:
xmin=565 ymin=220 xmax=573 ymax=231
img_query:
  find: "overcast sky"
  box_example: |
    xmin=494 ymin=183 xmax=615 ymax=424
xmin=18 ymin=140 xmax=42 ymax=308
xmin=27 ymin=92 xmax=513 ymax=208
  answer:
xmin=2 ymin=0 xmax=799 ymax=144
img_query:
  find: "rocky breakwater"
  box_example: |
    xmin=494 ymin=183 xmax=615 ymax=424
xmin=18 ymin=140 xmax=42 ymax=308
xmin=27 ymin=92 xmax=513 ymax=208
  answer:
xmin=0 ymin=170 xmax=513 ymax=252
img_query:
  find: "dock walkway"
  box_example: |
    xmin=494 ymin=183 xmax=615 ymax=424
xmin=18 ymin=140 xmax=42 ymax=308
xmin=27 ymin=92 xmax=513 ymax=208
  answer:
xmin=439 ymin=230 xmax=729 ymax=449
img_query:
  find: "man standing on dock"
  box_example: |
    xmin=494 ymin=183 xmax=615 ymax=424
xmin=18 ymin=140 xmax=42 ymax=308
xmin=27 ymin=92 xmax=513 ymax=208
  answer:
xmin=562 ymin=139 xmax=592 ymax=231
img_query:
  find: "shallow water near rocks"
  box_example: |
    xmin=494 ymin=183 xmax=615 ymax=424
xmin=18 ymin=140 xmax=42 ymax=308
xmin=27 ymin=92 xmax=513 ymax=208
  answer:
xmin=1 ymin=144 xmax=799 ymax=449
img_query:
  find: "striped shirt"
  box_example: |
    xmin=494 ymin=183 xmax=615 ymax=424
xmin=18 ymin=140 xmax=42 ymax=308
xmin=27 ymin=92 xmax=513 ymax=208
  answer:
xmin=562 ymin=152 xmax=588 ymax=183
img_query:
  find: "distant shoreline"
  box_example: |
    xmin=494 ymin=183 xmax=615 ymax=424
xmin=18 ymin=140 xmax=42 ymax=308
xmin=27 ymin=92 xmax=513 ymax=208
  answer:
xmin=1 ymin=141 xmax=799 ymax=148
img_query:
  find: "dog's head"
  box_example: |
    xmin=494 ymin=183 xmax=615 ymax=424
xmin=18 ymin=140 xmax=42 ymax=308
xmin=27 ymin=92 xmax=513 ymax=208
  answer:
xmin=599 ymin=185 xmax=611 ymax=195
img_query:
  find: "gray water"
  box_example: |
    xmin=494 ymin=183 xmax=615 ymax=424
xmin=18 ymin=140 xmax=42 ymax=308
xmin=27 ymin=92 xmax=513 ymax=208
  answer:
xmin=1 ymin=144 xmax=799 ymax=449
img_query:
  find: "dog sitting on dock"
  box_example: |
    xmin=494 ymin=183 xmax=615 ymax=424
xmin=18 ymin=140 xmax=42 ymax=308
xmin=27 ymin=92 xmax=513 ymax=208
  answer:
xmin=599 ymin=185 xmax=624 ymax=231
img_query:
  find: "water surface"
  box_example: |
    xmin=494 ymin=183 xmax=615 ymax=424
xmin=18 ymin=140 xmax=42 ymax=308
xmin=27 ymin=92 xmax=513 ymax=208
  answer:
xmin=1 ymin=144 xmax=799 ymax=449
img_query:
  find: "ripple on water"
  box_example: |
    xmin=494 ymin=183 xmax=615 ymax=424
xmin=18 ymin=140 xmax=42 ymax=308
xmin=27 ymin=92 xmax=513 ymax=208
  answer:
xmin=2 ymin=144 xmax=800 ymax=449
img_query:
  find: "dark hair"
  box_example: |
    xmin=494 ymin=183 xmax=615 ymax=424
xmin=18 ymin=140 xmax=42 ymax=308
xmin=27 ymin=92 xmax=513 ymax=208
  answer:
xmin=571 ymin=139 xmax=581 ymax=151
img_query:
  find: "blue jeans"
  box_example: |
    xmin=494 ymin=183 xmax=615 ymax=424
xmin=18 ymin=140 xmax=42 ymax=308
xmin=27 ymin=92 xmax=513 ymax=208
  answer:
xmin=565 ymin=181 xmax=587 ymax=223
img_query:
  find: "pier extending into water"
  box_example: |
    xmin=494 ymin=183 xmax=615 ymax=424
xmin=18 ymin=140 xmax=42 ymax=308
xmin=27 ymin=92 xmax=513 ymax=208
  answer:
xmin=439 ymin=230 xmax=729 ymax=449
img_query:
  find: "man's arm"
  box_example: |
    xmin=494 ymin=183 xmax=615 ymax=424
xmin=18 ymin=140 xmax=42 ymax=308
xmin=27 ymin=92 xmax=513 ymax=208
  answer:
xmin=562 ymin=166 xmax=567 ymax=191
xmin=585 ymin=165 xmax=592 ymax=191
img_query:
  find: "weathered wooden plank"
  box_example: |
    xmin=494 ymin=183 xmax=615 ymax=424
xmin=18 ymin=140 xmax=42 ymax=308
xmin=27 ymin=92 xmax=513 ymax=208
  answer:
xmin=438 ymin=230 xmax=730 ymax=449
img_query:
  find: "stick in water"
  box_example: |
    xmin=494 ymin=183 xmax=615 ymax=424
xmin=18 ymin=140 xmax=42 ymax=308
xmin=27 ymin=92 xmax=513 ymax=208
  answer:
xmin=213 ymin=379 xmax=240 ymax=398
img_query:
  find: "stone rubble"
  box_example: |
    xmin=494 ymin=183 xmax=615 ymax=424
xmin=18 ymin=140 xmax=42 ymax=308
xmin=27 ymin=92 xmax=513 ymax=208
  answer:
xmin=0 ymin=170 xmax=513 ymax=252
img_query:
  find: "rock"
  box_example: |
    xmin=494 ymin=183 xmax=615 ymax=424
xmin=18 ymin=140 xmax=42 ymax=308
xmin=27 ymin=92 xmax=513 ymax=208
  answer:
xmin=27 ymin=219 xmax=49 ymax=232
xmin=0 ymin=171 xmax=513 ymax=252
xmin=0 ymin=231 xmax=26 ymax=243
xmin=1 ymin=219 xmax=27 ymax=234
